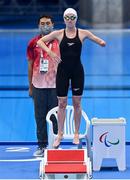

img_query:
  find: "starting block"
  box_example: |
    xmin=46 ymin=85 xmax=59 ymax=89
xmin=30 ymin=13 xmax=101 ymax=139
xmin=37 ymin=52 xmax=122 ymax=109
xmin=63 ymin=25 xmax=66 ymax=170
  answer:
xmin=39 ymin=149 xmax=92 ymax=179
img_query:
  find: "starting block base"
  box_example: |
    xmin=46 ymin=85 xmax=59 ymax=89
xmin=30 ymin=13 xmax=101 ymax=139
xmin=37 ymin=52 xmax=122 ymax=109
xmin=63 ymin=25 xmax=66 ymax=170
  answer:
xmin=41 ymin=173 xmax=88 ymax=179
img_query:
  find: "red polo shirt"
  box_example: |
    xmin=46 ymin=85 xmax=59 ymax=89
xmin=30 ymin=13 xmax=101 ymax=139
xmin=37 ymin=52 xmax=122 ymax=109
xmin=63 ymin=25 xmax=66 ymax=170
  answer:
xmin=27 ymin=35 xmax=60 ymax=88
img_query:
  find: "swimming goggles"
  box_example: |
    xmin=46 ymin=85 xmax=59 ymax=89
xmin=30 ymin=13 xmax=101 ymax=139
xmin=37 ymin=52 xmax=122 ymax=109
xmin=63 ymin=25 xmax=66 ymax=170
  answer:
xmin=64 ymin=16 xmax=76 ymax=21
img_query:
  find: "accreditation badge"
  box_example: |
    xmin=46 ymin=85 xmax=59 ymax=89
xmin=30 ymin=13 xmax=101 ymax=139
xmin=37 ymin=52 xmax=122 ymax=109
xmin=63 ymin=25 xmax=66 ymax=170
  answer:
xmin=39 ymin=50 xmax=49 ymax=73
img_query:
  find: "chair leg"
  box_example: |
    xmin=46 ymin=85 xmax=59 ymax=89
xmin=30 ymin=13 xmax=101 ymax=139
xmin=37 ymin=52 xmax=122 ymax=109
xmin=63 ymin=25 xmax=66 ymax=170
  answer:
xmin=48 ymin=135 xmax=55 ymax=149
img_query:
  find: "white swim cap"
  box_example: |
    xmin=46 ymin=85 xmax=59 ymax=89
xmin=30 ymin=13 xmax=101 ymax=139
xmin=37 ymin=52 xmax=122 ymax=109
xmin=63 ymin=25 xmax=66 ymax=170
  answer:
xmin=63 ymin=8 xmax=77 ymax=18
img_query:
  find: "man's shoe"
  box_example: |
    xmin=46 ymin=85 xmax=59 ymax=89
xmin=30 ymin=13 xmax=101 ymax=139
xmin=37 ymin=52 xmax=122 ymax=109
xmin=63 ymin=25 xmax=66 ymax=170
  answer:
xmin=33 ymin=147 xmax=45 ymax=157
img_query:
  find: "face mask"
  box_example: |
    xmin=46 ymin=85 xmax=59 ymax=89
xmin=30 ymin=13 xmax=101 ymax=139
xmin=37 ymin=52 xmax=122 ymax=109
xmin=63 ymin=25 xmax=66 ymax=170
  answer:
xmin=39 ymin=25 xmax=53 ymax=35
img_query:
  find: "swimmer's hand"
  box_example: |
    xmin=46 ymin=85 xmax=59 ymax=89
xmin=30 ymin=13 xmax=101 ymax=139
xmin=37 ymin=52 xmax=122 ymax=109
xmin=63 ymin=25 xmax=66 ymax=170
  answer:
xmin=47 ymin=49 xmax=62 ymax=63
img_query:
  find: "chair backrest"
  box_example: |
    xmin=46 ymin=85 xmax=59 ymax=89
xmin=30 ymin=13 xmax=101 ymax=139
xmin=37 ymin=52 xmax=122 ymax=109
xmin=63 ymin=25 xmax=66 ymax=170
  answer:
xmin=46 ymin=105 xmax=90 ymax=138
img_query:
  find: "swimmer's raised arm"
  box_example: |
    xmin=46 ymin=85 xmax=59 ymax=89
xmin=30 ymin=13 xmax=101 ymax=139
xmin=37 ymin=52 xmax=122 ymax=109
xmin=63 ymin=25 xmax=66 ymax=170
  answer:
xmin=37 ymin=29 xmax=64 ymax=51
xmin=37 ymin=30 xmax=63 ymax=63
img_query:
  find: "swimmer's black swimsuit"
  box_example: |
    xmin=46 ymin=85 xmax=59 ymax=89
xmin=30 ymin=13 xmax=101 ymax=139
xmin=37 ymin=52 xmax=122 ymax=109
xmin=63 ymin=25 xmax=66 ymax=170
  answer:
xmin=56 ymin=29 xmax=84 ymax=96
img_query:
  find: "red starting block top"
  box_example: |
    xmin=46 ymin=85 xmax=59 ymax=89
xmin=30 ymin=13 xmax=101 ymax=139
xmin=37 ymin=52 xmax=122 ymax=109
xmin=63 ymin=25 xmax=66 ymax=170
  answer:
xmin=44 ymin=149 xmax=87 ymax=173
xmin=47 ymin=149 xmax=85 ymax=162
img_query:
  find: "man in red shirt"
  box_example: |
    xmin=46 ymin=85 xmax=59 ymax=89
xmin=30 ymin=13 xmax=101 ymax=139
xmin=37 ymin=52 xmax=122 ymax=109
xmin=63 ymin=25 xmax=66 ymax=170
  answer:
xmin=27 ymin=15 xmax=60 ymax=156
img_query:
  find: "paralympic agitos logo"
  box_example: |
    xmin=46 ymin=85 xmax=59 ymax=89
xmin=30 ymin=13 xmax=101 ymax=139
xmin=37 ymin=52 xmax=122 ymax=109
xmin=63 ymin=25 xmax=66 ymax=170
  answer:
xmin=99 ymin=132 xmax=120 ymax=147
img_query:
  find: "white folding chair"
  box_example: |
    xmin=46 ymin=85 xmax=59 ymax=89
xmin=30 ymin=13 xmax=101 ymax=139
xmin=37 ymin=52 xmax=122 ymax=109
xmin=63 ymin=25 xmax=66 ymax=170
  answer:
xmin=46 ymin=105 xmax=91 ymax=158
